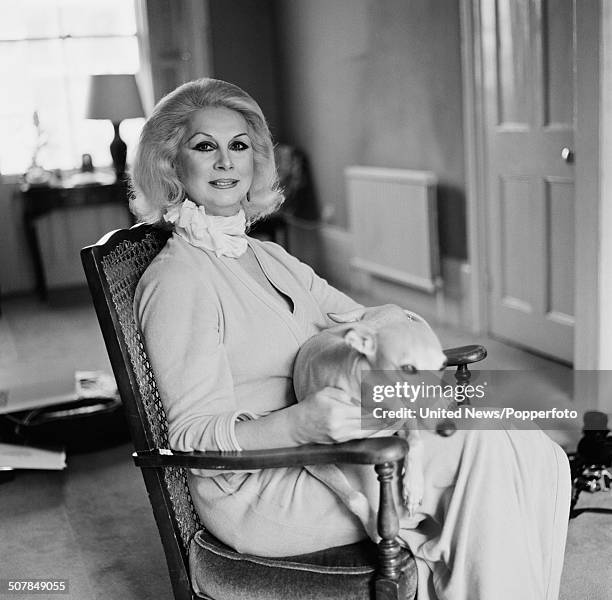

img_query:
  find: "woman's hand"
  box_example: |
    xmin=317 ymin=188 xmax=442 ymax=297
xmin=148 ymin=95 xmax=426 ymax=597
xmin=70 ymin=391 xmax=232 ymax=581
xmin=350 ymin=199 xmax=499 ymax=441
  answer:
xmin=290 ymin=387 xmax=368 ymax=445
xmin=235 ymin=387 xmax=372 ymax=451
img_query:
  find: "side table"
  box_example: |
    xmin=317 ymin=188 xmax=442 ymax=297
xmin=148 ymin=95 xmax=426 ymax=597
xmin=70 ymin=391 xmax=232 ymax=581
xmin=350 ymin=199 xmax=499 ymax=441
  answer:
xmin=20 ymin=180 xmax=131 ymax=300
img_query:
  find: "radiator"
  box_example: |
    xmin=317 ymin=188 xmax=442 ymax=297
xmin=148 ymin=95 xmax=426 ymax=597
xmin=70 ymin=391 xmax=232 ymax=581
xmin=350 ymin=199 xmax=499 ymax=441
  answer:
xmin=346 ymin=166 xmax=440 ymax=293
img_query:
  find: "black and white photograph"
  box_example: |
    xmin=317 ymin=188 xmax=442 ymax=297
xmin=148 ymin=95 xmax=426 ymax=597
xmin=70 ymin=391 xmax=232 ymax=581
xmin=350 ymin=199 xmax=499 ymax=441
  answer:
xmin=1 ymin=1 xmax=611 ymax=599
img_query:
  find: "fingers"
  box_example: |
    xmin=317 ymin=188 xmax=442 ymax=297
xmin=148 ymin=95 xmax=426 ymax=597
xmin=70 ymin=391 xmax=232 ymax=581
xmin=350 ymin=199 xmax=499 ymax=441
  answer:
xmin=319 ymin=387 xmax=361 ymax=408
xmin=303 ymin=387 xmax=400 ymax=442
xmin=318 ymin=390 xmax=371 ymax=442
xmin=318 ymin=388 xmax=402 ymax=435
xmin=297 ymin=389 xmax=364 ymax=444
xmin=327 ymin=307 xmax=365 ymax=323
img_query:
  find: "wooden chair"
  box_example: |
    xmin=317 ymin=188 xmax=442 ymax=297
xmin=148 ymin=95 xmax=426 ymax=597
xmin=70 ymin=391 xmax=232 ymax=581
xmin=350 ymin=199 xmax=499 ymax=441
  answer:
xmin=81 ymin=224 xmax=486 ymax=600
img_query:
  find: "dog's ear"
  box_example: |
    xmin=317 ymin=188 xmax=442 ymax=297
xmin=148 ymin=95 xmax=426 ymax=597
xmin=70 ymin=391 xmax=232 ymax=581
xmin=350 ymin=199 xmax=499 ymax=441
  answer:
xmin=344 ymin=325 xmax=377 ymax=358
xmin=328 ymin=307 xmax=366 ymax=323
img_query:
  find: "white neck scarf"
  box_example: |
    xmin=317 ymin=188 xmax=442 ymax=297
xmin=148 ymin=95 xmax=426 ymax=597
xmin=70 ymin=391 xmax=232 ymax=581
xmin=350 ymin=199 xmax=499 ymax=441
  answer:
xmin=163 ymin=199 xmax=248 ymax=258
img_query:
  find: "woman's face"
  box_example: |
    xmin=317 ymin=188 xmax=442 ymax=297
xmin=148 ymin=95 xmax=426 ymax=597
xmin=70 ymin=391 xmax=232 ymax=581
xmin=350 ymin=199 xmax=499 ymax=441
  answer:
xmin=176 ymin=106 xmax=254 ymax=216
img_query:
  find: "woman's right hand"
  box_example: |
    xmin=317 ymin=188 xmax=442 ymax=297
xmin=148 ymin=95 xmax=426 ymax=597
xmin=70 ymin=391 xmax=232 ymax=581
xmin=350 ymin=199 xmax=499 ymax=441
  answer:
xmin=290 ymin=387 xmax=367 ymax=445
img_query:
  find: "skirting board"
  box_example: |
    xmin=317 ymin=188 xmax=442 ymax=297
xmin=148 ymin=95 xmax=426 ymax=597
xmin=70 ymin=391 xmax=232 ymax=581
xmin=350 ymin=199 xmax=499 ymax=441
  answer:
xmin=287 ymin=218 xmax=472 ymax=329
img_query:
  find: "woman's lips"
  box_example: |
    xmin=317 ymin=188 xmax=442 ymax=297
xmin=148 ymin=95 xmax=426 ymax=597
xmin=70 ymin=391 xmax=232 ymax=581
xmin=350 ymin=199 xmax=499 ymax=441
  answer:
xmin=209 ymin=179 xmax=239 ymax=189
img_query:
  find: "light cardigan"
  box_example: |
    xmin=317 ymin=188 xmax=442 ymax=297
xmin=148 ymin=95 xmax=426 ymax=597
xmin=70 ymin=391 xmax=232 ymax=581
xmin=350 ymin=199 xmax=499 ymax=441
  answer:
xmin=134 ymin=232 xmax=361 ymax=455
xmin=134 ymin=233 xmax=370 ymax=555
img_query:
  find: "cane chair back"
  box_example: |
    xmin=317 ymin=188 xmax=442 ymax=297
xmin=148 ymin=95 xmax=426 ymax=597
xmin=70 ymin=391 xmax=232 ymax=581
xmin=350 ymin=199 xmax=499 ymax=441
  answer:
xmin=81 ymin=224 xmax=200 ymax=599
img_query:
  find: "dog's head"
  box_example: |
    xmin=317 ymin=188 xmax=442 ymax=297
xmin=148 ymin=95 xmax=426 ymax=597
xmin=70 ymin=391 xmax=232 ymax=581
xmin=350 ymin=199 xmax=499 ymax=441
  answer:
xmin=328 ymin=305 xmax=447 ymax=373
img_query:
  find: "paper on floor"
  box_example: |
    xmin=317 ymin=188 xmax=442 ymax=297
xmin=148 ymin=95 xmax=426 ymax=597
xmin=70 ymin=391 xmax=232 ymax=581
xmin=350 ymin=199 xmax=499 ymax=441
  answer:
xmin=0 ymin=443 xmax=66 ymax=470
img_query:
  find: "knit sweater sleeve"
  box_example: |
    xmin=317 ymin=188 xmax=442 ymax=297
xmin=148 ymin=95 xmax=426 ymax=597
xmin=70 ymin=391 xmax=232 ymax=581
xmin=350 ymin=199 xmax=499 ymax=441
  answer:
xmin=134 ymin=258 xmax=254 ymax=454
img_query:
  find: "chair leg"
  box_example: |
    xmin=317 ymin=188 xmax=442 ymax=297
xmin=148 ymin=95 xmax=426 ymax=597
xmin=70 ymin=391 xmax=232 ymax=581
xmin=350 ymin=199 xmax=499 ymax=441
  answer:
xmin=374 ymin=462 xmax=408 ymax=600
xmin=375 ymin=569 xmax=408 ymax=600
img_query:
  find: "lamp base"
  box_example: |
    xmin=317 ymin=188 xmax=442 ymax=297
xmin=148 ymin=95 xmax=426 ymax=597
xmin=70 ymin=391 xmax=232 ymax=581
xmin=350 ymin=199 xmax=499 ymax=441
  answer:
xmin=110 ymin=121 xmax=127 ymax=180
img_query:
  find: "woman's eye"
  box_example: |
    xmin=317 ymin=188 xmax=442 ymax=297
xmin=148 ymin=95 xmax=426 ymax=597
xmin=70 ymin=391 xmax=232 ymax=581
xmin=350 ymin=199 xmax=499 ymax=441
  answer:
xmin=193 ymin=141 xmax=215 ymax=152
xmin=229 ymin=140 xmax=249 ymax=151
xmin=400 ymin=364 xmax=417 ymax=374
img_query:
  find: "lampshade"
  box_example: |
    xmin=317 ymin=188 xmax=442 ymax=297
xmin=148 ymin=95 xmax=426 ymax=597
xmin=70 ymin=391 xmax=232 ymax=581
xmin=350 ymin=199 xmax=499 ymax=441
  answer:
xmin=86 ymin=74 xmax=144 ymax=122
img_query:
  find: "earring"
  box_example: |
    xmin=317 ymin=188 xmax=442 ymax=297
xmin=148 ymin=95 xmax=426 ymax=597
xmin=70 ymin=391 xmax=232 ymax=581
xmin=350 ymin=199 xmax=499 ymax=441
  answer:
xmin=246 ymin=191 xmax=251 ymax=203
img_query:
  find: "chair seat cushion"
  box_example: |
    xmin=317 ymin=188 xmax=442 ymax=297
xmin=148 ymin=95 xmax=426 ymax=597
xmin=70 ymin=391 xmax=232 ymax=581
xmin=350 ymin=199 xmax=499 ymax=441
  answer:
xmin=189 ymin=529 xmax=417 ymax=600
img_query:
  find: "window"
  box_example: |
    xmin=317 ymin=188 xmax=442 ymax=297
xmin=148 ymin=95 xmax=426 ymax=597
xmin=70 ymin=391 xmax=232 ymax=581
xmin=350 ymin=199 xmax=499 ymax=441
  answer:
xmin=0 ymin=0 xmax=145 ymax=176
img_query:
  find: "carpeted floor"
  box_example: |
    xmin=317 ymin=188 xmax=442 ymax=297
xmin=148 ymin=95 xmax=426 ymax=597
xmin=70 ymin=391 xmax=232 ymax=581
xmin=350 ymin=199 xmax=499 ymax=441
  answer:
xmin=2 ymin=439 xmax=611 ymax=600
xmin=1 ymin=292 xmax=611 ymax=599
xmin=1 ymin=443 xmax=172 ymax=600
xmin=561 ymin=493 xmax=612 ymax=600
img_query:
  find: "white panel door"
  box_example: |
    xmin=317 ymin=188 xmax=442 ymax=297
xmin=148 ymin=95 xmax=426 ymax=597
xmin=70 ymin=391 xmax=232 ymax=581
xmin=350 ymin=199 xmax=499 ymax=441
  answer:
xmin=481 ymin=0 xmax=576 ymax=363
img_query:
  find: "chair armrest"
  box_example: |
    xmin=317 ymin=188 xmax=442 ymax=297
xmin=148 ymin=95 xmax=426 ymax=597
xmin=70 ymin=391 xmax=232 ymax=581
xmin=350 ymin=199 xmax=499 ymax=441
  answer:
xmin=135 ymin=436 xmax=410 ymax=586
xmin=133 ymin=437 xmax=408 ymax=470
xmin=444 ymin=344 xmax=487 ymax=367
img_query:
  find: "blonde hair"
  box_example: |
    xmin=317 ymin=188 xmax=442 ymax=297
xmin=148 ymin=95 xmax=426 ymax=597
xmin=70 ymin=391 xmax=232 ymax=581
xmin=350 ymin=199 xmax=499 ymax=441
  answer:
xmin=130 ymin=78 xmax=283 ymax=225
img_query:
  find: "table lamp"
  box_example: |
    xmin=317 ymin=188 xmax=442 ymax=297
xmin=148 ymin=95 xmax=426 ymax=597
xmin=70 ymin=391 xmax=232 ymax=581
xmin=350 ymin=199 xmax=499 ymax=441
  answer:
xmin=86 ymin=74 xmax=145 ymax=179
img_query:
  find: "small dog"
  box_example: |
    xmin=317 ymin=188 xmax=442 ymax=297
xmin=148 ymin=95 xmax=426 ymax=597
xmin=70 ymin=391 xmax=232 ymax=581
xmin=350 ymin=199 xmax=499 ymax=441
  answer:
xmin=293 ymin=304 xmax=447 ymax=535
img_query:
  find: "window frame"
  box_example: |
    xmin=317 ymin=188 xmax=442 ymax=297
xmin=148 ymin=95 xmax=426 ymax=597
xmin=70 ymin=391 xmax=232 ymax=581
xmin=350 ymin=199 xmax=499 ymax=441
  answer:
xmin=0 ymin=0 xmax=152 ymax=179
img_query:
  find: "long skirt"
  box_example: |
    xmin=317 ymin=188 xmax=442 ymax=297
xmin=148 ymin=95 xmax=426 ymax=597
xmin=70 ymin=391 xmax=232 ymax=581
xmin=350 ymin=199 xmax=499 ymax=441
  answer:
xmin=190 ymin=426 xmax=570 ymax=600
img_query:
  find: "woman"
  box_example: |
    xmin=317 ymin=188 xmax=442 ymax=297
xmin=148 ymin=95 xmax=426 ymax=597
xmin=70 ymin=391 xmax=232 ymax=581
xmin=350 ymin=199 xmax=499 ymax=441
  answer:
xmin=131 ymin=78 xmax=570 ymax=600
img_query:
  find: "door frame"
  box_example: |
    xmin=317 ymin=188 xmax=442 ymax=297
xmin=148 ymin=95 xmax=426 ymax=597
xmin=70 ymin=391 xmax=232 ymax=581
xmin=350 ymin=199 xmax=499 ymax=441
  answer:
xmin=460 ymin=0 xmax=611 ymax=370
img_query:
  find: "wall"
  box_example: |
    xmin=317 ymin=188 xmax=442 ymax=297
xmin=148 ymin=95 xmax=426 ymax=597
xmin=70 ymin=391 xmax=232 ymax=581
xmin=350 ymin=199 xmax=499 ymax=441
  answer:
xmin=273 ymin=0 xmax=467 ymax=260
xmin=598 ymin=2 xmax=612 ymax=370
xmin=144 ymin=0 xmax=213 ymax=102
xmin=208 ymin=0 xmax=282 ymax=137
